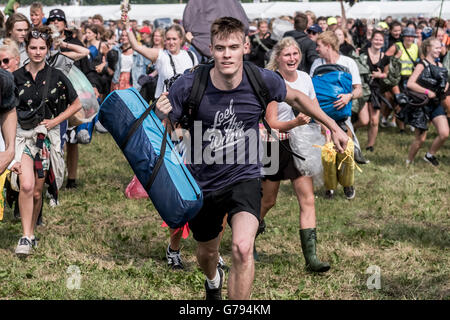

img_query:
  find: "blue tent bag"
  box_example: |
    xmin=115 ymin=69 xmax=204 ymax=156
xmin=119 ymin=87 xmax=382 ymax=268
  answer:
xmin=98 ymin=88 xmax=203 ymax=228
xmin=312 ymin=68 xmax=353 ymax=121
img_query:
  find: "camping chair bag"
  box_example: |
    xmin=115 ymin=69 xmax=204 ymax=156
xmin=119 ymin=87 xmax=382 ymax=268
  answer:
xmin=98 ymin=88 xmax=203 ymax=228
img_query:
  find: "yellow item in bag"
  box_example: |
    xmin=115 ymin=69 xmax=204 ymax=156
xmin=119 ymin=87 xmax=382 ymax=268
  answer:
xmin=0 ymin=169 xmax=10 ymax=221
xmin=337 ymin=139 xmax=362 ymax=187
xmin=317 ymin=142 xmax=338 ymax=191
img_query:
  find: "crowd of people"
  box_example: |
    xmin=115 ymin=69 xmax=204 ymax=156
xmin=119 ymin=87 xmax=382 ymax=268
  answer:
xmin=0 ymin=1 xmax=448 ymax=301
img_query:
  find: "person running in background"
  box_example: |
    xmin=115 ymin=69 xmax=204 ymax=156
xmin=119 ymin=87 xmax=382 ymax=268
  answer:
xmin=256 ymin=37 xmax=330 ymax=273
xmin=12 ymin=27 xmax=81 ymax=256
xmin=310 ymin=31 xmax=363 ymax=200
xmin=405 ymin=37 xmax=448 ymax=166
xmin=124 ymin=21 xmax=197 ymax=270
xmin=284 ymin=13 xmax=319 ymax=74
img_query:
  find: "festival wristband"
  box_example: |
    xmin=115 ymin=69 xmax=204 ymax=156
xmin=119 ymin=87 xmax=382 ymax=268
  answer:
xmin=424 ymin=89 xmax=429 ymax=95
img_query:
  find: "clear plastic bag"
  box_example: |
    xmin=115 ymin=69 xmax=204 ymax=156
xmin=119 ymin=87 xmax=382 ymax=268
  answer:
xmin=66 ymin=65 xmax=99 ymax=125
xmin=289 ymin=123 xmax=325 ymax=186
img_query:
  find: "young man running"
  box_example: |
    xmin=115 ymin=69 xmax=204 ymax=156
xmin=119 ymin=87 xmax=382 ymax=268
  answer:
xmin=155 ymin=17 xmax=348 ymax=300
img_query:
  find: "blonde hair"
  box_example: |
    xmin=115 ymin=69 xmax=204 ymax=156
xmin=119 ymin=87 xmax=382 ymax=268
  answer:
xmin=335 ymin=27 xmax=354 ymax=46
xmin=266 ymin=37 xmax=302 ymax=71
xmin=421 ymin=37 xmax=440 ymax=57
xmin=317 ymin=30 xmax=340 ymax=52
xmin=0 ymin=38 xmax=20 ymax=58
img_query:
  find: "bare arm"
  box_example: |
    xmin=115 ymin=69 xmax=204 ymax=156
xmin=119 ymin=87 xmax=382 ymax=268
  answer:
xmin=41 ymin=98 xmax=82 ymax=131
xmin=265 ymin=101 xmax=310 ymax=132
xmin=124 ymin=21 xmax=160 ymax=63
xmin=285 ymin=85 xmax=348 ymax=152
xmin=59 ymin=41 xmax=90 ymax=61
xmin=406 ymin=64 xmax=436 ymax=97
xmin=0 ymin=108 xmax=17 ymax=174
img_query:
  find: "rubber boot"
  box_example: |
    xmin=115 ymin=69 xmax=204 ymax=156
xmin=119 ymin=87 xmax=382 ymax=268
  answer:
xmin=253 ymin=219 xmax=266 ymax=261
xmin=300 ymin=228 xmax=330 ymax=273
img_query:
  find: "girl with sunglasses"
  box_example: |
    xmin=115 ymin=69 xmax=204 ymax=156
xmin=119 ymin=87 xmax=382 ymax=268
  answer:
xmin=12 ymin=27 xmax=82 ymax=257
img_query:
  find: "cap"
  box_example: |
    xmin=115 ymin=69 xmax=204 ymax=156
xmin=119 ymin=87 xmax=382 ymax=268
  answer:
xmin=308 ymin=24 xmax=322 ymax=34
xmin=139 ymin=26 xmax=151 ymax=34
xmin=377 ymin=21 xmax=389 ymax=30
xmin=47 ymin=9 xmax=67 ymax=24
xmin=402 ymin=27 xmax=417 ymax=37
xmin=327 ymin=17 xmax=337 ymax=26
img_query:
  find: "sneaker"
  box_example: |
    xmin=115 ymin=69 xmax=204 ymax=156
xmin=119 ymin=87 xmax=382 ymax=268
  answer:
xmin=354 ymin=147 xmax=370 ymax=164
xmin=15 ymin=237 xmax=33 ymax=257
xmin=366 ymin=146 xmax=374 ymax=152
xmin=423 ymin=154 xmax=439 ymax=167
xmin=95 ymin=121 xmax=108 ymax=133
xmin=205 ymin=268 xmax=224 ymax=300
xmin=166 ymin=245 xmax=184 ymax=270
xmin=344 ymin=186 xmax=356 ymax=200
xmin=30 ymin=236 xmax=39 ymax=248
xmin=380 ymin=118 xmax=388 ymax=128
xmin=325 ymin=190 xmax=334 ymax=199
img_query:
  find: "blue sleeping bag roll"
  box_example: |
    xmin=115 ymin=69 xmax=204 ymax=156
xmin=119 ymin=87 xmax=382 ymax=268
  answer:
xmin=312 ymin=64 xmax=353 ymax=121
xmin=99 ymin=88 xmax=203 ymax=228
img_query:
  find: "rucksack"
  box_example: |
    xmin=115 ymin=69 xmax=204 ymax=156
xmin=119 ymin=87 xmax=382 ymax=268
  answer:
xmin=178 ymin=61 xmax=305 ymax=161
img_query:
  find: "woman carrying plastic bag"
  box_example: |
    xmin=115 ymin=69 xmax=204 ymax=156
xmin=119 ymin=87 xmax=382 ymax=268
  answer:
xmin=256 ymin=37 xmax=330 ymax=273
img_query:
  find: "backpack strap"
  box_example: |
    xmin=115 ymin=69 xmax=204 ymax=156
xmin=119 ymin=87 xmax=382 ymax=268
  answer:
xmin=243 ymin=61 xmax=305 ymax=161
xmin=179 ymin=63 xmax=213 ymax=129
xmin=187 ymin=50 xmax=195 ymax=67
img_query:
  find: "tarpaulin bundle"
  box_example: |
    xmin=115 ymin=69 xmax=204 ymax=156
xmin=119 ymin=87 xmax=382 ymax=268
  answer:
xmin=312 ymin=64 xmax=353 ymax=121
xmin=99 ymin=88 xmax=203 ymax=228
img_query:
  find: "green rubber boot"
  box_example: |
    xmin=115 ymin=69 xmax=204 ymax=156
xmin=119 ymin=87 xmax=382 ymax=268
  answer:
xmin=300 ymin=228 xmax=330 ymax=273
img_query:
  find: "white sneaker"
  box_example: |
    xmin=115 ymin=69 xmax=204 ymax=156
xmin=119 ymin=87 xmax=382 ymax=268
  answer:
xmin=95 ymin=121 xmax=108 ymax=133
xmin=15 ymin=237 xmax=33 ymax=257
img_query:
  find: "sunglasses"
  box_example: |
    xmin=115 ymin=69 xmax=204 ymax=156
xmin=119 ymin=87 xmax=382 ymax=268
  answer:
xmin=30 ymin=30 xmax=50 ymax=40
xmin=49 ymin=17 xmax=65 ymax=22
xmin=0 ymin=58 xmax=10 ymax=65
xmin=307 ymin=30 xmax=318 ymax=35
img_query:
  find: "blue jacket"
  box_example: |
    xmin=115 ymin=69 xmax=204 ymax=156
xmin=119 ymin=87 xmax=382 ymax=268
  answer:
xmin=111 ymin=45 xmax=150 ymax=91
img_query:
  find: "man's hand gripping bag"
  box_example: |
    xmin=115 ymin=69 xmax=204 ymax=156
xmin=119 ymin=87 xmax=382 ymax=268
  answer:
xmin=99 ymin=88 xmax=203 ymax=228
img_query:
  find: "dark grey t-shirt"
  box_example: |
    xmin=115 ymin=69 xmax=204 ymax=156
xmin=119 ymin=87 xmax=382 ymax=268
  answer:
xmin=168 ymin=66 xmax=286 ymax=193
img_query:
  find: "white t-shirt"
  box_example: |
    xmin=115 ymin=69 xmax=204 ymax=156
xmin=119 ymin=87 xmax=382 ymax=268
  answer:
xmin=120 ymin=53 xmax=134 ymax=73
xmin=309 ymin=55 xmax=361 ymax=85
xmin=277 ymin=70 xmax=316 ymax=122
xmin=154 ymin=49 xmax=198 ymax=98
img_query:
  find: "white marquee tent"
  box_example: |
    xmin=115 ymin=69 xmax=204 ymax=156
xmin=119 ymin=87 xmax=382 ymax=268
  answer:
xmin=3 ymin=1 xmax=449 ymax=24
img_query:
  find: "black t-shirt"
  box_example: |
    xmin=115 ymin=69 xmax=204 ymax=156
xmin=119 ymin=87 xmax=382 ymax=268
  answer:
xmin=339 ymin=42 xmax=355 ymax=57
xmin=0 ymin=68 xmax=18 ymax=113
xmin=367 ymin=52 xmax=390 ymax=87
xmin=14 ymin=64 xmax=78 ymax=119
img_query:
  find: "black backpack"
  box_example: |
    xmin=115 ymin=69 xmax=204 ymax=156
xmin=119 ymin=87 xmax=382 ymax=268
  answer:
xmin=178 ymin=61 xmax=305 ymax=161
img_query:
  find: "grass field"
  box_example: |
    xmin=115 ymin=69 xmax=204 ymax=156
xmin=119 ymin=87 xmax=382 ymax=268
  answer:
xmin=0 ymin=124 xmax=449 ymax=300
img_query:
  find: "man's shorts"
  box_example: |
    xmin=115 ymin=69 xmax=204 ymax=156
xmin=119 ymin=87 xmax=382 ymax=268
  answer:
xmin=189 ymin=178 xmax=262 ymax=242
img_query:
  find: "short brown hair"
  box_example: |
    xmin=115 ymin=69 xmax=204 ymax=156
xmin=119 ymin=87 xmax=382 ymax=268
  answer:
xmin=294 ymin=13 xmax=308 ymax=31
xmin=5 ymin=13 xmax=30 ymax=37
xmin=30 ymin=2 xmax=44 ymax=13
xmin=92 ymin=14 xmax=104 ymax=24
xmin=25 ymin=26 xmax=53 ymax=49
xmin=317 ymin=31 xmax=340 ymax=52
xmin=210 ymin=16 xmax=245 ymax=45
